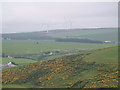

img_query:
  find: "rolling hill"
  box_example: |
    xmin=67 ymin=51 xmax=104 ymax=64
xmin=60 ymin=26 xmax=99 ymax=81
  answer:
xmin=2 ymin=46 xmax=119 ymax=88
xmin=2 ymin=28 xmax=118 ymax=42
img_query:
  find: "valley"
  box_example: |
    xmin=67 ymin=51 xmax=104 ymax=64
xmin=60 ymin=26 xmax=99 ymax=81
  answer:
xmin=1 ymin=28 xmax=119 ymax=88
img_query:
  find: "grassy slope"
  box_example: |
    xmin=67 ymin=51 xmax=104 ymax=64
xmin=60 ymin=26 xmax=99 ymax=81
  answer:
xmin=71 ymin=46 xmax=119 ymax=88
xmin=83 ymin=46 xmax=118 ymax=64
xmin=2 ymin=46 xmax=118 ymax=88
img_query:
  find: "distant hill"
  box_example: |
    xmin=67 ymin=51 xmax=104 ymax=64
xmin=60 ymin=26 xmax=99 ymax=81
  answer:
xmin=2 ymin=46 xmax=118 ymax=88
xmin=2 ymin=28 xmax=118 ymax=41
xmin=2 ymin=31 xmax=54 ymax=40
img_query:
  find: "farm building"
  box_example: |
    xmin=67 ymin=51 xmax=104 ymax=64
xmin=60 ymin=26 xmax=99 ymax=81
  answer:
xmin=43 ymin=51 xmax=53 ymax=56
xmin=7 ymin=55 xmax=13 ymax=58
xmin=103 ymin=41 xmax=112 ymax=43
xmin=8 ymin=62 xmax=17 ymax=66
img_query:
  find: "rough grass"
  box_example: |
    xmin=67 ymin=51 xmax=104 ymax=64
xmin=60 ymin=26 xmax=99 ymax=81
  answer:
xmin=2 ymin=84 xmax=27 ymax=88
xmin=2 ymin=46 xmax=118 ymax=88
xmin=83 ymin=46 xmax=118 ymax=64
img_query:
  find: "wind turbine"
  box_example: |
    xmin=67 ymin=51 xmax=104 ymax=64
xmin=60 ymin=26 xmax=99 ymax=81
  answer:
xmin=43 ymin=23 xmax=49 ymax=33
xmin=46 ymin=23 xmax=49 ymax=33
xmin=64 ymin=17 xmax=72 ymax=31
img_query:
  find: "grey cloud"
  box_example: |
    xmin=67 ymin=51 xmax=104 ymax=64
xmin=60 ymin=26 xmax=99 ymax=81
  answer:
xmin=1 ymin=2 xmax=118 ymax=33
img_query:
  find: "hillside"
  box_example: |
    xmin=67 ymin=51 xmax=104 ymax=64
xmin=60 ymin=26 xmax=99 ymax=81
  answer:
xmin=2 ymin=28 xmax=118 ymax=42
xmin=2 ymin=46 xmax=119 ymax=88
xmin=83 ymin=46 xmax=118 ymax=64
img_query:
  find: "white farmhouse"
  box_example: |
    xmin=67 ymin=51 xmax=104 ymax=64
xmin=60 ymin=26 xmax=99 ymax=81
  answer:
xmin=8 ymin=62 xmax=13 ymax=65
xmin=104 ymin=41 xmax=112 ymax=43
xmin=7 ymin=62 xmax=16 ymax=66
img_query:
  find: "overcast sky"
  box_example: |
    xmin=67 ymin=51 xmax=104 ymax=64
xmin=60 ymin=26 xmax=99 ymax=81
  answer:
xmin=1 ymin=2 xmax=118 ymax=33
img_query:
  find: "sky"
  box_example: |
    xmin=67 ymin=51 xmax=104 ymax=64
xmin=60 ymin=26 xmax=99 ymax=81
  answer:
xmin=0 ymin=2 xmax=118 ymax=33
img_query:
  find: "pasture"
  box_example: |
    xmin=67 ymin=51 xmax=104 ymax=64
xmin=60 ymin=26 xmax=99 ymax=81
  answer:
xmin=2 ymin=58 xmax=37 ymax=65
xmin=2 ymin=40 xmax=116 ymax=56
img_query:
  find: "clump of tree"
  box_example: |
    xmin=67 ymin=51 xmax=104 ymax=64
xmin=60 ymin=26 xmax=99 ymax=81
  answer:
xmin=2 ymin=53 xmax=8 ymax=57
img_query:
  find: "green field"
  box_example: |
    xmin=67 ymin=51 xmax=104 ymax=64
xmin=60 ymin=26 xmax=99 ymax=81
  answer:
xmin=2 ymin=40 xmax=116 ymax=55
xmin=81 ymin=31 xmax=118 ymax=41
xmin=48 ymin=29 xmax=118 ymax=41
xmin=2 ymin=58 xmax=37 ymax=65
xmin=2 ymin=28 xmax=118 ymax=56
xmin=2 ymin=39 xmax=117 ymax=62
